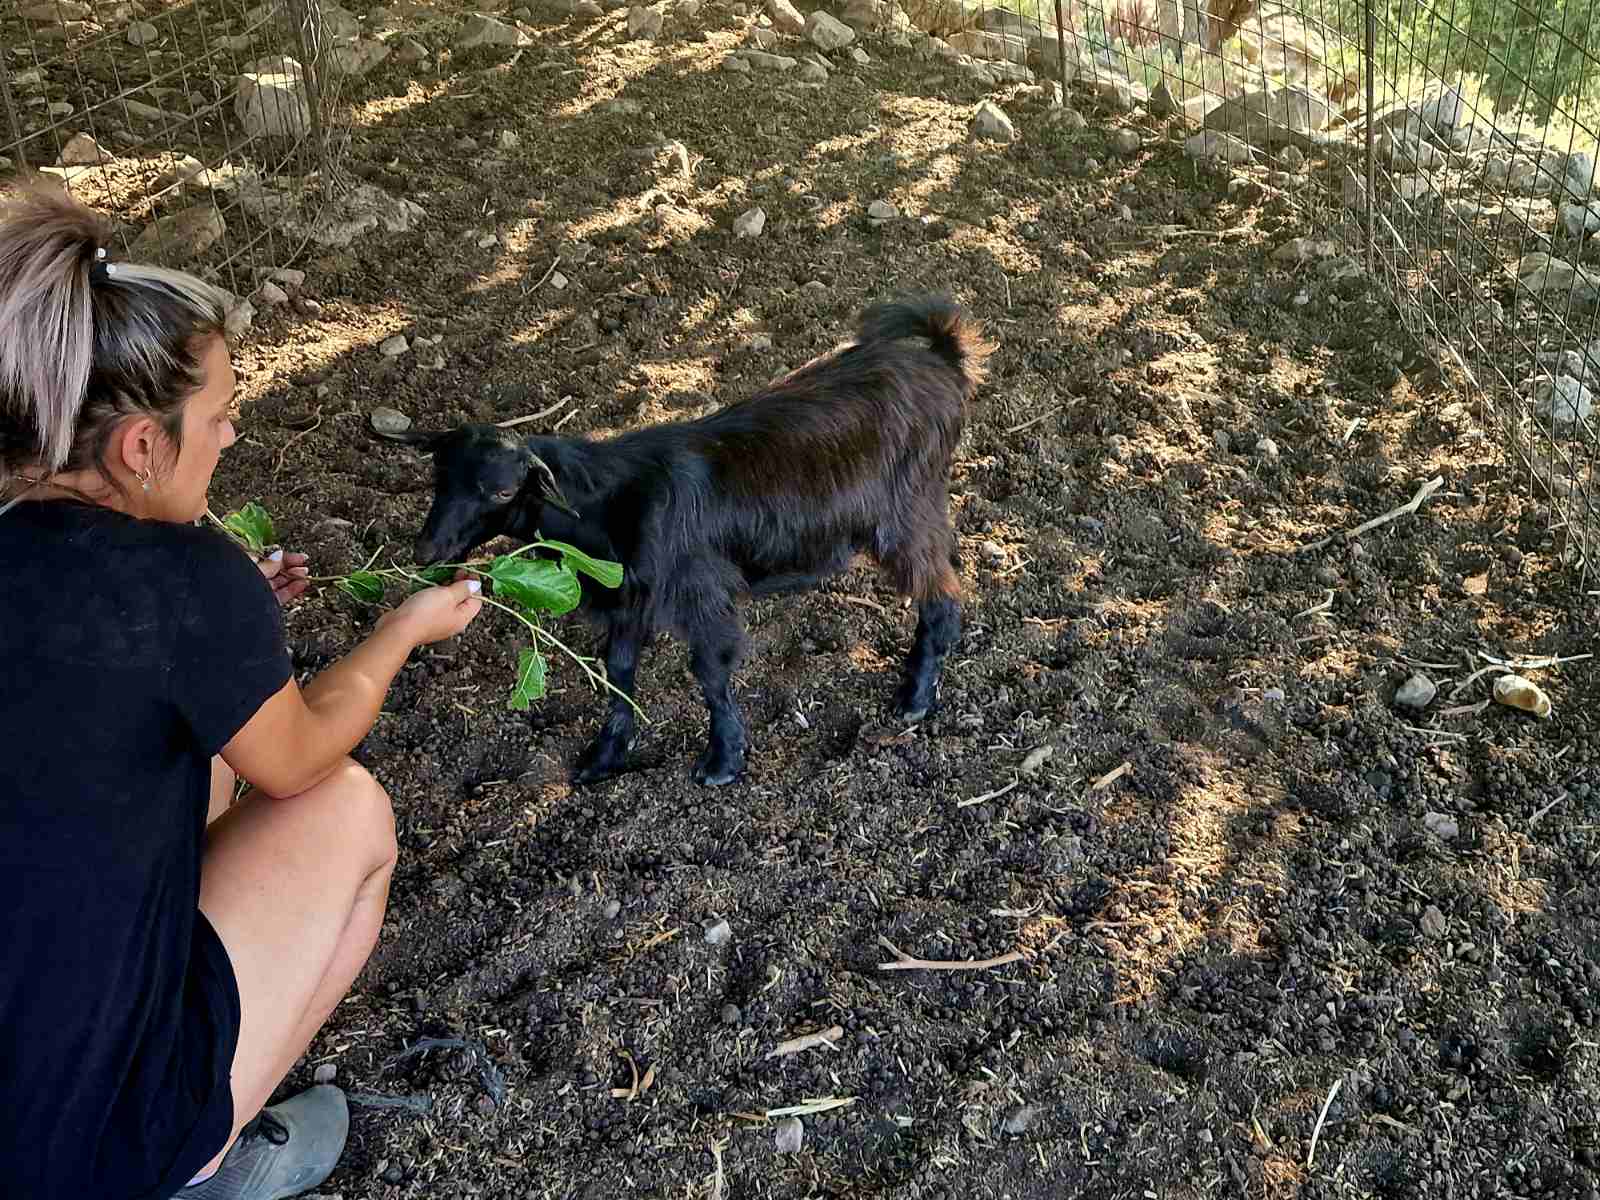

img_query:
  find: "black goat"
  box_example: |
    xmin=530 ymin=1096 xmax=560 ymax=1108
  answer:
xmin=379 ymin=294 xmax=993 ymax=787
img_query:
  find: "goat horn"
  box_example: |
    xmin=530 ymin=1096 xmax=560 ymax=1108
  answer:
xmin=529 ymin=452 xmax=579 ymax=518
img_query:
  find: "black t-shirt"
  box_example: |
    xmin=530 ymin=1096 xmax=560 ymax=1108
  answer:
xmin=0 ymin=500 xmax=292 ymax=1199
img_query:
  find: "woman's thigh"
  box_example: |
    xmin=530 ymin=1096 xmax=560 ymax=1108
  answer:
xmin=199 ymin=760 xmax=396 ymax=1120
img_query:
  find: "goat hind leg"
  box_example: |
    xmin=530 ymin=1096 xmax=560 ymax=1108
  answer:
xmin=890 ymin=532 xmax=962 ymax=723
xmin=688 ymin=610 xmax=749 ymax=787
xmin=574 ymin=617 xmax=647 ymax=784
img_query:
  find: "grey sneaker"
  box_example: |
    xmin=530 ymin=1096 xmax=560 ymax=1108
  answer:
xmin=182 ymin=1085 xmax=349 ymax=1200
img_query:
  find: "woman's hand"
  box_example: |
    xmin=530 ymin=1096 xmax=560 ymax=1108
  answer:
xmin=257 ymin=549 xmax=312 ymax=606
xmin=380 ymin=576 xmax=484 ymax=646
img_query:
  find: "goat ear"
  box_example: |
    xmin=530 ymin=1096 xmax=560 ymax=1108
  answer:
xmin=527 ymin=451 xmax=580 ymax=518
xmin=372 ymin=427 xmax=444 ymax=452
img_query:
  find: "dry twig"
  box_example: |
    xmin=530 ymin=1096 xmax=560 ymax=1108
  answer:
xmin=766 ymin=1026 xmax=844 ymax=1059
xmin=497 ymin=397 xmax=570 ymax=429
xmin=877 ymin=934 xmax=1025 ymax=973
xmin=1306 ymin=1078 xmax=1342 ymax=1169
xmin=958 ymin=779 xmax=1019 ymax=809
xmin=1296 ymin=475 xmax=1444 ymax=554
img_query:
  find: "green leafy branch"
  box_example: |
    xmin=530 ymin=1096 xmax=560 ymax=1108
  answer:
xmin=207 ymin=503 xmax=640 ymax=718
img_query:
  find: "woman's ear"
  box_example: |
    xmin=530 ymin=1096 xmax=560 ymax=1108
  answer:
xmin=113 ymin=413 xmax=166 ymax=483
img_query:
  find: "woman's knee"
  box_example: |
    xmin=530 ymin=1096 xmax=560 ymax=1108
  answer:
xmin=314 ymin=759 xmax=397 ymax=874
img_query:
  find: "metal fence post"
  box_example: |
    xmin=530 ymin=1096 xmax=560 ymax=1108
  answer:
xmin=1363 ymin=0 xmax=1376 ymax=276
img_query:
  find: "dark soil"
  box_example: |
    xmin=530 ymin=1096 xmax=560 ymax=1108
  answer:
xmin=24 ymin=1 xmax=1600 ymax=1195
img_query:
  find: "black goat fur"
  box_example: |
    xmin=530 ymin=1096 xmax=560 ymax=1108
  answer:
xmin=390 ymin=293 xmax=993 ymax=787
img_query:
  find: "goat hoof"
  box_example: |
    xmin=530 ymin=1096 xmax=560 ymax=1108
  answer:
xmin=574 ymin=742 xmax=631 ymax=785
xmin=692 ymin=751 xmax=746 ymax=788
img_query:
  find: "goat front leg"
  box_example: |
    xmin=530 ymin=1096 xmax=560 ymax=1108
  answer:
xmin=573 ymin=615 xmax=647 ymax=785
xmin=895 ymin=596 xmax=961 ymax=724
xmin=688 ymin=609 xmax=748 ymax=787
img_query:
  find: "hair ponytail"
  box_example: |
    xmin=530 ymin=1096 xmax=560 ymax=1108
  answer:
xmin=0 ymin=179 xmax=232 ymax=497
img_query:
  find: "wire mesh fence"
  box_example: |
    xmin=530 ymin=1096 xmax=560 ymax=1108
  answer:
xmin=0 ymin=0 xmax=358 ymax=305
xmin=883 ymin=0 xmax=1599 ymax=577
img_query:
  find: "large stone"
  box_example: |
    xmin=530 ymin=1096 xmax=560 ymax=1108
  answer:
xmin=627 ymin=5 xmax=663 ymax=38
xmin=1203 ymin=85 xmax=1335 ymax=149
xmin=1565 ymin=151 xmax=1596 ymax=201
xmin=1562 ymin=201 xmax=1600 ymax=241
xmin=235 ymin=63 xmax=310 ymax=139
xmin=946 ymin=28 xmax=1026 ymax=63
xmin=1515 ymin=252 xmax=1599 ymax=307
xmin=1535 ymin=375 xmax=1594 ymax=428
xmin=766 ymin=0 xmax=804 ymax=34
xmin=125 ymin=19 xmax=159 ymax=45
xmin=58 ymin=132 xmax=110 ymax=166
xmin=970 ymin=99 xmax=1014 ymax=142
xmin=130 ymin=204 xmax=226 ymax=262
xmin=22 ymin=0 xmax=92 ymax=20
xmin=456 ymin=13 xmax=532 ymax=48
xmin=327 ymin=37 xmax=391 ymax=75
xmin=805 ymin=10 xmax=855 ymax=49
xmin=1185 ymin=130 xmax=1257 ymax=165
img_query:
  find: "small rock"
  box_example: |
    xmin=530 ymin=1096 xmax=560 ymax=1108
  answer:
xmin=775 ymin=1117 xmax=804 ymax=1154
xmin=741 ymin=50 xmax=797 ymax=71
xmin=747 ymin=332 xmax=773 ymax=352
xmin=850 ymin=46 xmax=869 ymax=64
xmin=748 ymin=25 xmax=779 ymax=49
xmin=1271 ymin=236 xmax=1338 ymax=264
xmin=378 ymin=335 xmax=409 ymax=358
xmin=1019 ymin=745 xmax=1053 ymax=775
xmin=867 ymin=198 xmax=898 ymax=224
xmin=1278 ymin=144 xmax=1305 ymax=170
xmin=971 ymin=99 xmax=1014 ymax=143
xmin=255 ymin=280 xmax=289 ymax=305
xmin=370 ymin=406 xmax=412 ymax=434
xmin=766 ymin=0 xmax=804 ymax=35
xmin=804 ymin=10 xmax=854 ymax=50
xmin=1394 ymin=673 xmax=1437 ymax=710
xmin=1110 ymin=128 xmax=1140 ymax=157
xmin=130 ymin=205 xmax=226 ymax=263
xmin=270 ymin=267 xmax=306 ymax=289
xmin=979 ymin=539 xmax=1005 ymax=565
xmin=603 ymin=897 xmax=622 ymax=919
xmin=477 ymin=233 xmax=499 ymax=249
xmin=798 ymin=60 xmax=829 ymax=82
xmin=236 ymin=61 xmax=310 ymax=140
xmin=456 ymin=13 xmax=532 ymax=48
xmin=126 ymin=19 xmax=159 ymax=45
xmin=499 ymin=129 xmax=520 ymax=151
xmin=704 ymin=919 xmax=732 ymax=946
xmin=549 ymin=271 xmax=568 ymax=290
xmin=733 ymin=206 xmax=766 ymax=238
xmin=1254 ymin=436 xmax=1280 ymax=462
xmin=627 ymin=5 xmax=664 ymax=39
xmin=1046 ymin=105 xmax=1087 ymax=132
xmin=1001 ymin=1104 xmax=1039 ymax=1135
xmin=723 ymin=54 xmax=751 ymax=73
xmin=1423 ymin=811 xmax=1460 ymax=841
xmin=395 ymin=38 xmax=429 ymax=64
xmin=312 ymin=1062 xmax=338 ymax=1084
xmin=1212 ymin=429 xmax=1231 ymax=453
xmin=58 ymin=132 xmax=109 ymax=166
xmin=1147 ymin=78 xmax=1176 ymax=118
xmin=225 ymin=298 xmax=255 ymax=340
xmin=720 ymin=1003 xmax=741 ymax=1025
xmin=1493 ymin=673 xmax=1552 ymax=719
xmin=1420 ymin=905 xmax=1447 ymax=939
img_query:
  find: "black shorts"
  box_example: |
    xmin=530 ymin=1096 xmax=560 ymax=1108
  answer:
xmin=134 ymin=911 xmax=242 ymax=1200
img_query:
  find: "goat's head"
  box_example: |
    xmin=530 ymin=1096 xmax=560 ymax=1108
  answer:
xmin=375 ymin=422 xmax=577 ymax=565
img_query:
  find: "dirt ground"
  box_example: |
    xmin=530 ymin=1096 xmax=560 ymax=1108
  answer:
xmin=158 ymin=5 xmax=1600 ymax=1198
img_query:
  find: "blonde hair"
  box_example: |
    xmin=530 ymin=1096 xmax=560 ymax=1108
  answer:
xmin=0 ymin=180 xmax=232 ymax=496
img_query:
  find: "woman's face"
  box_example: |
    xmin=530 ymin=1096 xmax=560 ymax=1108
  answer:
xmin=150 ymin=333 xmax=237 ymax=523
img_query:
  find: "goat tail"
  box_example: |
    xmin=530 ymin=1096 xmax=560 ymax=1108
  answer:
xmin=855 ymin=293 xmax=995 ymax=396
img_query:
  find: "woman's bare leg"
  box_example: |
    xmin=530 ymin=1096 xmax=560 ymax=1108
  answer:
xmin=193 ymin=758 xmax=397 ymax=1175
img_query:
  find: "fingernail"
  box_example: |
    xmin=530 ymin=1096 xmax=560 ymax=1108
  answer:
xmin=466 ymin=579 xmax=481 ymax=595
xmin=269 ymin=549 xmax=283 ymax=562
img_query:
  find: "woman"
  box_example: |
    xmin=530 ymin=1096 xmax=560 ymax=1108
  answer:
xmin=0 ymin=182 xmax=483 ymax=1200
